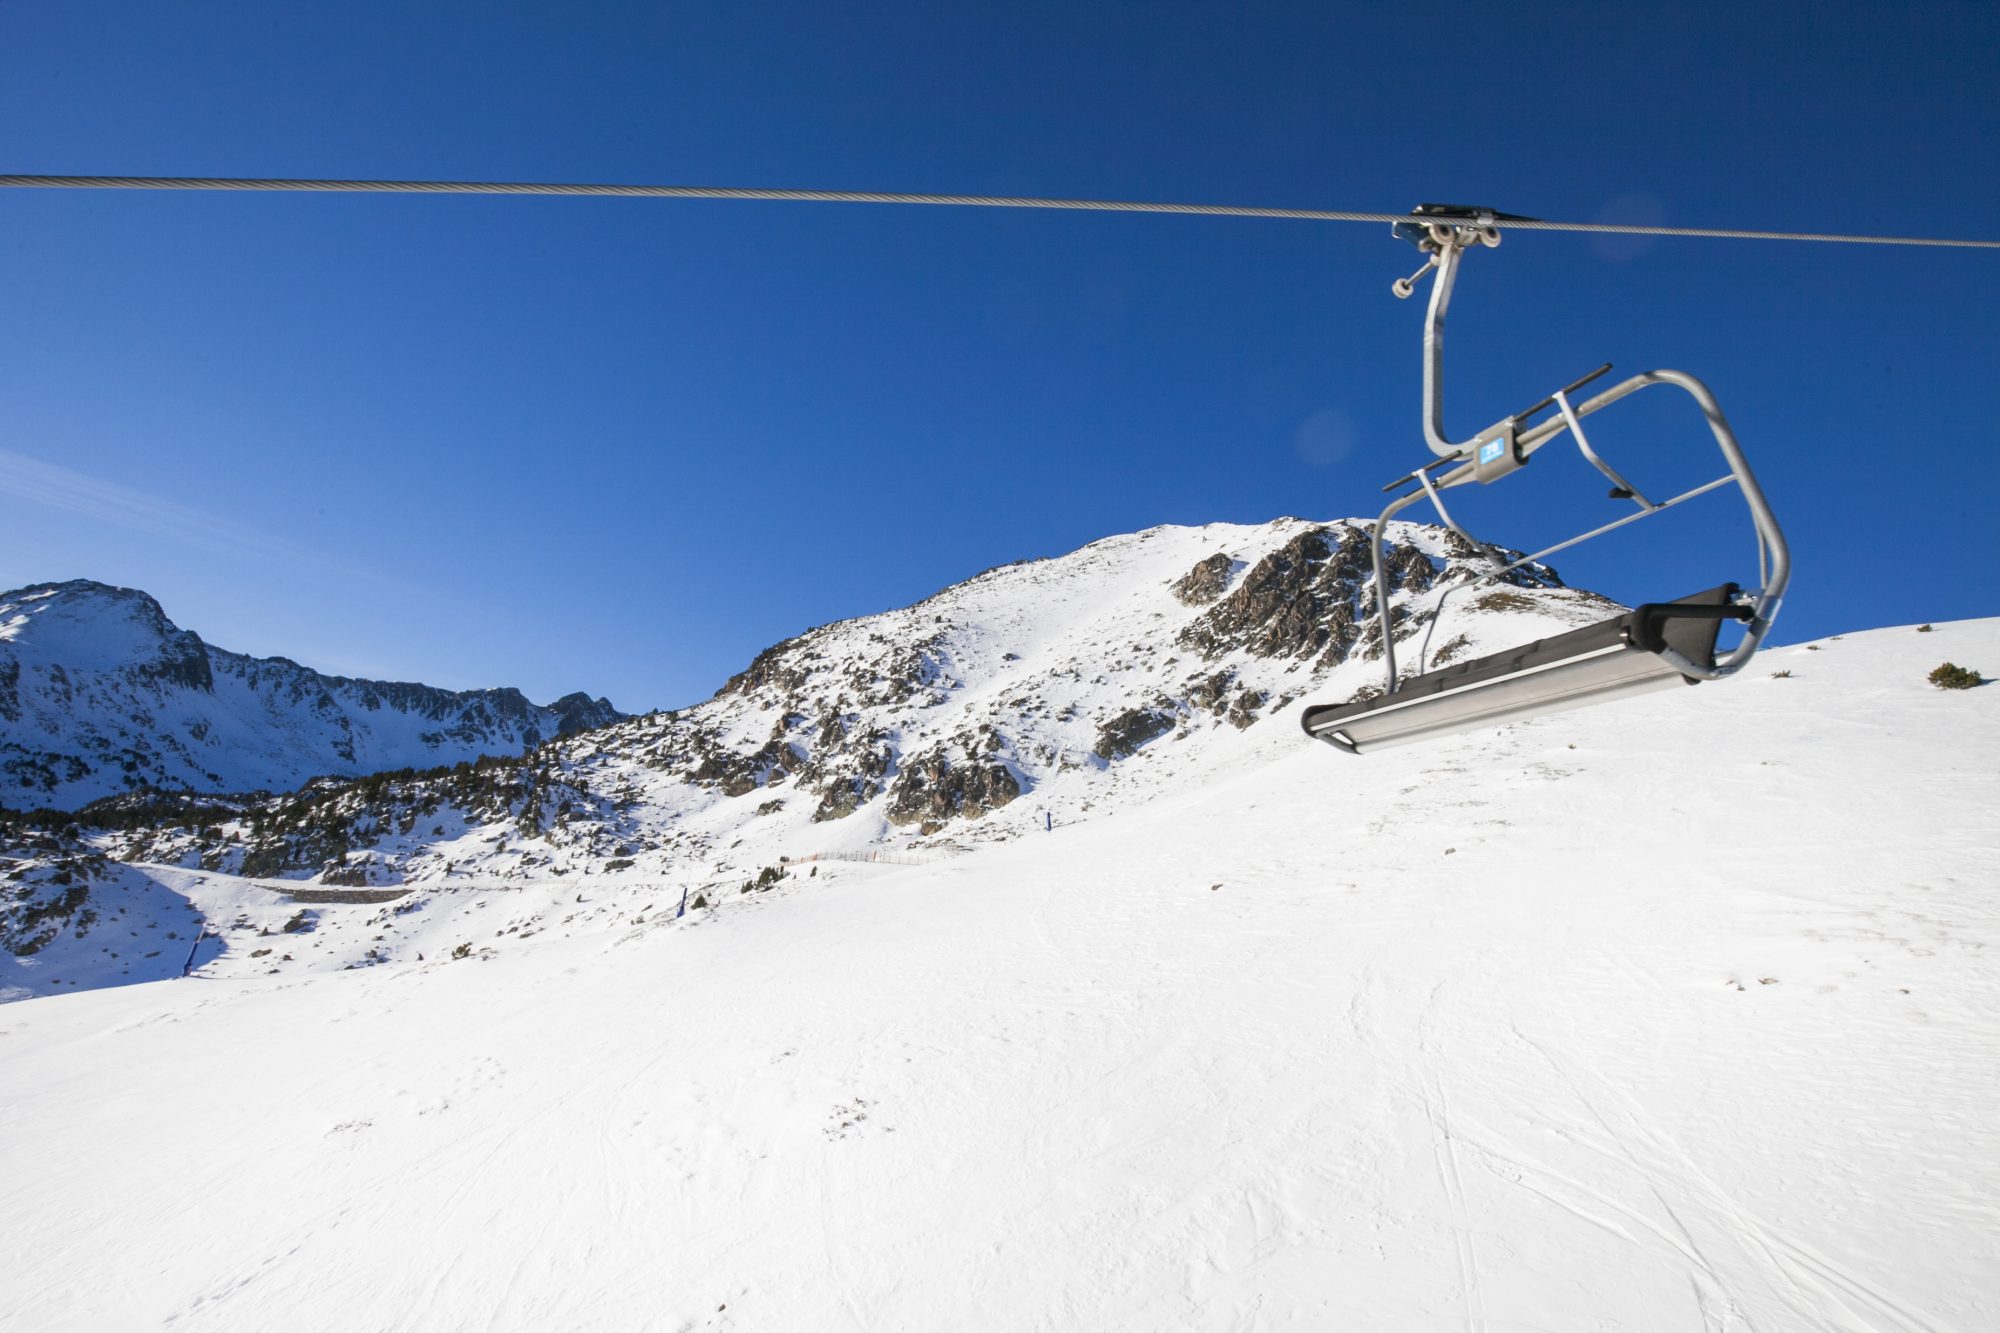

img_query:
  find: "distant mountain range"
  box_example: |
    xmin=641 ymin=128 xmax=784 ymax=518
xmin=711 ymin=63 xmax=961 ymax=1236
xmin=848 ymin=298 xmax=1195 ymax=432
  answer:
xmin=4 ymin=517 xmax=1631 ymax=993
xmin=0 ymin=580 xmax=624 ymax=809
xmin=16 ymin=519 xmax=1618 ymax=885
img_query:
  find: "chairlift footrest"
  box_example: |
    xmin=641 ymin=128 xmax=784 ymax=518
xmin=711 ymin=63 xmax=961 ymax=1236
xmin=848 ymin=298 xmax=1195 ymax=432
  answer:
xmin=1299 ymin=584 xmax=1741 ymax=754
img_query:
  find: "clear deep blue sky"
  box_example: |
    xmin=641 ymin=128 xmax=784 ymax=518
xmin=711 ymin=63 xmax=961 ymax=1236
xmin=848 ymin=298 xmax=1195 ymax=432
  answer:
xmin=2 ymin=2 xmax=1995 ymax=711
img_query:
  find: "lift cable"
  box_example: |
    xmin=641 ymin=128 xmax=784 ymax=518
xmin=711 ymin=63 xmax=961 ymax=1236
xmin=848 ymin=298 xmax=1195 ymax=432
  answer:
xmin=3 ymin=174 xmax=1998 ymax=250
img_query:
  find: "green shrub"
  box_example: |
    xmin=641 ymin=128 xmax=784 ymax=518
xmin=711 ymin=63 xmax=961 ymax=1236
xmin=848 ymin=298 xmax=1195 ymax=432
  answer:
xmin=1929 ymin=662 xmax=1983 ymax=690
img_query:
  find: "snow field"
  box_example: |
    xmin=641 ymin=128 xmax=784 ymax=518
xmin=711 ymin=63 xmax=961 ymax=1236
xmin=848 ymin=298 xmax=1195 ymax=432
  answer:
xmin=1 ymin=618 xmax=1995 ymax=1330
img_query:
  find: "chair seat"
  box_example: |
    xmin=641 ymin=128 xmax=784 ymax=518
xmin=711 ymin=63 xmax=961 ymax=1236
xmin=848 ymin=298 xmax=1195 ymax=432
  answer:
xmin=1300 ymin=584 xmax=1740 ymax=754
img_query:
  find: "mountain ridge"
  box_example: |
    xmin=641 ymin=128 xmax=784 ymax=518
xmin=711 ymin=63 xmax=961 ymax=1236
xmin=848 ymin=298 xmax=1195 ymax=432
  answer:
xmin=0 ymin=578 xmax=623 ymax=809
xmin=7 ymin=518 xmax=1614 ymax=916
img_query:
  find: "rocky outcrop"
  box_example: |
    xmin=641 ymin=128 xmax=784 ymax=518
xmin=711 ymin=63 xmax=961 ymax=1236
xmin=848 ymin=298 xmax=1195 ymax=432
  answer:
xmin=140 ymin=630 xmax=214 ymax=693
xmin=548 ymin=692 xmax=622 ymax=736
xmin=719 ymin=635 xmax=814 ymax=699
xmin=1178 ymin=525 xmax=1379 ymax=666
xmin=1184 ymin=670 xmax=1268 ymax=731
xmin=691 ymin=739 xmax=802 ymax=798
xmin=883 ymin=748 xmax=1021 ymax=830
xmin=1095 ymin=705 xmax=1177 ymax=760
xmin=811 ymin=775 xmax=882 ymax=823
xmin=806 ymin=728 xmax=894 ymax=823
xmin=1171 ymin=552 xmax=1235 ymax=606
xmin=1174 ymin=523 xmax=1561 ymax=671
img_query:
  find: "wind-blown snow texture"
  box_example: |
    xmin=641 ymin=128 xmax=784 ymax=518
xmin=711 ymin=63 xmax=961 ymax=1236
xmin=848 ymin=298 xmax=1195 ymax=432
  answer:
xmin=1 ymin=522 xmax=1994 ymax=1330
xmin=0 ymin=579 xmax=623 ymax=808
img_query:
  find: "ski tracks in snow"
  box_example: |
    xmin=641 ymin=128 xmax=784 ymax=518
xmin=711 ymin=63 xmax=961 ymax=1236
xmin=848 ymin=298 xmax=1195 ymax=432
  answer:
xmin=1416 ymin=982 xmax=1488 ymax=1333
xmin=1402 ymin=966 xmax=1962 ymax=1333
xmin=1490 ymin=1022 xmax=1958 ymax=1333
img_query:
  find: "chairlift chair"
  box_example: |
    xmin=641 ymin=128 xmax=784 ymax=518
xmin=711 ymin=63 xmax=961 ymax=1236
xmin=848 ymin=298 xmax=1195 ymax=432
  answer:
xmin=1300 ymin=206 xmax=1791 ymax=755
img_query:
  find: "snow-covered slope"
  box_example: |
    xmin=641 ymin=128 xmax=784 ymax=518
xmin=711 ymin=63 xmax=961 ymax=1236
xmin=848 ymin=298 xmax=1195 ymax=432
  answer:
xmin=0 ymin=580 xmax=623 ymax=808
xmin=0 ymin=616 xmax=1994 ymax=1331
xmin=26 ymin=518 xmax=1609 ymax=902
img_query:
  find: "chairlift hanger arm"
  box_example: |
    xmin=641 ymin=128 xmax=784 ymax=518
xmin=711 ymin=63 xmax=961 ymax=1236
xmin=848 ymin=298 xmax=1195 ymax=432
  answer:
xmin=1391 ymin=210 xmax=1508 ymax=459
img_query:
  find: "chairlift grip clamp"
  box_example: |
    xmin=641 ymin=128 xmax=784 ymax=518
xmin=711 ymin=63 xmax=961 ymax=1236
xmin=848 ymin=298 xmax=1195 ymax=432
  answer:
xmin=1390 ymin=204 xmax=1510 ymax=295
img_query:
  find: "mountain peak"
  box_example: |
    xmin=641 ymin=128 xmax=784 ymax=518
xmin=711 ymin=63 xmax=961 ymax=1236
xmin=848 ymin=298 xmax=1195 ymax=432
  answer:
xmin=0 ymin=580 xmax=624 ymax=808
xmin=1 ymin=578 xmax=212 ymax=694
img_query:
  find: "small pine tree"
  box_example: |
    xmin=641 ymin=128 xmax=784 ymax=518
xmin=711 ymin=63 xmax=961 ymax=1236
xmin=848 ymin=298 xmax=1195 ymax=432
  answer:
xmin=1929 ymin=662 xmax=1983 ymax=690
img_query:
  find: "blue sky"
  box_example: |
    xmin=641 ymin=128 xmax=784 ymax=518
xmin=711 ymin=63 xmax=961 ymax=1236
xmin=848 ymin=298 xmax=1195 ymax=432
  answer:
xmin=2 ymin=1 xmax=1995 ymax=711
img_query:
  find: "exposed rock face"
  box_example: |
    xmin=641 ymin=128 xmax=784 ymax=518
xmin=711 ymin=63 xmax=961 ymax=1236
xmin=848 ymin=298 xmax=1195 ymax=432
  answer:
xmin=884 ymin=747 xmax=1021 ymax=829
xmin=1176 ymin=523 xmax=1559 ymax=670
xmin=1096 ymin=706 xmax=1177 ymax=760
xmin=811 ymin=776 xmax=877 ymax=823
xmin=808 ymin=732 xmax=892 ymax=823
xmin=548 ymin=692 xmax=624 ymax=736
xmin=144 ymin=627 xmax=215 ymax=692
xmin=0 ymin=657 xmax=18 ymax=724
xmin=719 ymin=635 xmax=813 ymax=699
xmin=0 ymin=580 xmax=625 ymax=808
xmin=0 ymin=841 xmax=103 ymax=958
xmin=1171 ymin=552 xmax=1235 ymax=606
xmin=1184 ymin=669 xmax=1268 ymax=731
xmin=1178 ymin=525 xmax=1379 ymax=666
xmin=691 ymin=738 xmax=801 ymax=798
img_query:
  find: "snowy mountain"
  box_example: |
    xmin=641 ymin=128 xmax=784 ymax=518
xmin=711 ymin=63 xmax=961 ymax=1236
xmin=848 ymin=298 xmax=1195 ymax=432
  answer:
xmin=0 ymin=579 xmax=624 ymax=809
xmin=2 ymin=519 xmax=1621 ymax=912
xmin=1 ymin=603 xmax=1993 ymax=1330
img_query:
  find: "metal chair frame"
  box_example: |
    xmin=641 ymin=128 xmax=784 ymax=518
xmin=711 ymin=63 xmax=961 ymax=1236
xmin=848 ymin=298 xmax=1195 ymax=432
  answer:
xmin=1367 ymin=212 xmax=1791 ymax=697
